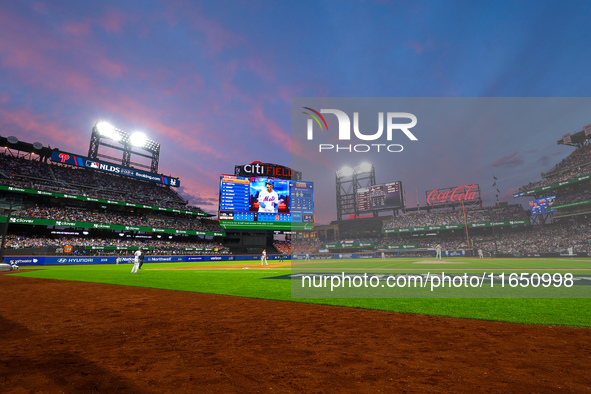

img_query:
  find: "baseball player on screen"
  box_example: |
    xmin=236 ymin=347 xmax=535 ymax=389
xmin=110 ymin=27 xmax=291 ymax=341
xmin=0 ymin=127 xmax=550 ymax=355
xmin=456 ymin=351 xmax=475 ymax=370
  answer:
xmin=258 ymin=180 xmax=282 ymax=213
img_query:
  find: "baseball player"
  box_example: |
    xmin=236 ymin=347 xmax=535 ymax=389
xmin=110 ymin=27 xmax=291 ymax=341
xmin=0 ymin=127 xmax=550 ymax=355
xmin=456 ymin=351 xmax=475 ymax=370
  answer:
xmin=116 ymin=257 xmax=122 ymax=265
xmin=435 ymin=244 xmax=442 ymax=261
xmin=305 ymin=253 xmax=310 ymax=262
xmin=381 ymin=251 xmax=385 ymax=260
xmin=131 ymin=248 xmax=142 ymax=273
xmin=478 ymin=248 xmax=484 ymax=259
xmin=258 ymin=180 xmax=282 ymax=213
xmin=261 ymin=249 xmax=268 ymax=265
xmin=568 ymin=246 xmax=574 ymax=258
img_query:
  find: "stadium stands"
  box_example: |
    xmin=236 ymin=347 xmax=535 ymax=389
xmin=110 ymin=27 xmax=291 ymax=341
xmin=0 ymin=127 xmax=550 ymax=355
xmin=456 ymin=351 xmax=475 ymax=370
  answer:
xmin=0 ymin=146 xmax=225 ymax=256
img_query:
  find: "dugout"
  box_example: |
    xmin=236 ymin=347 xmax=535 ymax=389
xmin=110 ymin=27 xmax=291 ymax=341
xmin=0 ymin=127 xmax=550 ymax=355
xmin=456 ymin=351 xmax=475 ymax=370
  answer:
xmin=222 ymin=229 xmax=276 ymax=255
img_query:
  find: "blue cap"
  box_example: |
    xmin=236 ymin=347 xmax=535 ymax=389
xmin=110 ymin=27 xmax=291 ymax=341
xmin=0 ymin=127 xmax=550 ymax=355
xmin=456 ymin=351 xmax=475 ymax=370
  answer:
xmin=266 ymin=180 xmax=274 ymax=186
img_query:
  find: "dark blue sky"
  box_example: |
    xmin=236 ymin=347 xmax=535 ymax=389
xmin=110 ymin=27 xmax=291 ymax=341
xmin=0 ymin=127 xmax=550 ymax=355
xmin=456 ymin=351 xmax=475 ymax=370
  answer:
xmin=1 ymin=1 xmax=590 ymax=223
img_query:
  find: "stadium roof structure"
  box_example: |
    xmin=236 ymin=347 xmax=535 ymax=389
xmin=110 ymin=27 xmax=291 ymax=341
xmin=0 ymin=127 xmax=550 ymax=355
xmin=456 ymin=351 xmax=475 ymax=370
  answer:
xmin=557 ymin=127 xmax=591 ymax=148
xmin=0 ymin=135 xmax=54 ymax=161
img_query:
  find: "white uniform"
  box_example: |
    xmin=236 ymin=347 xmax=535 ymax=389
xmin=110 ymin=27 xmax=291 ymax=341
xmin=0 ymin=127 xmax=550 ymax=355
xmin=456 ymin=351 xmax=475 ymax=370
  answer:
xmin=116 ymin=257 xmax=122 ymax=265
xmin=381 ymin=252 xmax=385 ymax=260
xmin=435 ymin=245 xmax=442 ymax=260
xmin=568 ymin=247 xmax=574 ymax=258
xmin=258 ymin=189 xmax=280 ymax=213
xmin=478 ymin=249 xmax=483 ymax=259
xmin=131 ymin=250 xmax=141 ymax=273
xmin=305 ymin=253 xmax=310 ymax=261
xmin=261 ymin=250 xmax=268 ymax=265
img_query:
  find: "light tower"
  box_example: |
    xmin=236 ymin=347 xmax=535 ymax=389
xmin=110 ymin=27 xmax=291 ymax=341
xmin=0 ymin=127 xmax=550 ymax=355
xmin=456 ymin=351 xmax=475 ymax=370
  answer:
xmin=88 ymin=122 xmax=161 ymax=173
xmin=335 ymin=162 xmax=375 ymax=221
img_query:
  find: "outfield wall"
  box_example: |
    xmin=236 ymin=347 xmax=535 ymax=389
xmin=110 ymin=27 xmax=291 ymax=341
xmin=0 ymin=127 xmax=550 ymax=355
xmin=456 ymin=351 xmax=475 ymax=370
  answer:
xmin=3 ymin=254 xmax=289 ymax=266
xmin=5 ymin=250 xmax=463 ymax=266
xmin=10 ymin=250 xmax=589 ymax=266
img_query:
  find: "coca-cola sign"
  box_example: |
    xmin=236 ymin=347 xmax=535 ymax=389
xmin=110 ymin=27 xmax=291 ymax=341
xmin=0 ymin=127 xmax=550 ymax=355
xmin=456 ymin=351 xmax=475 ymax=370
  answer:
xmin=426 ymin=184 xmax=480 ymax=205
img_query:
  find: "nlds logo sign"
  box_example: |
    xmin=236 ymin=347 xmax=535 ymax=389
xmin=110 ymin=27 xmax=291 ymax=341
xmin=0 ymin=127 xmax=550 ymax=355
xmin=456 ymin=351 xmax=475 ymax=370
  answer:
xmin=303 ymin=107 xmax=417 ymax=153
xmin=85 ymin=160 xmax=120 ymax=173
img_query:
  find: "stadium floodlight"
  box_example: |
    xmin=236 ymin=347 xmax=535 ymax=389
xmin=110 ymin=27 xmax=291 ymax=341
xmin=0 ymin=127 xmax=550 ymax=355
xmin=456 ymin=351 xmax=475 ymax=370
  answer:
xmin=356 ymin=162 xmax=373 ymax=174
xmin=89 ymin=122 xmax=161 ymax=173
xmin=96 ymin=122 xmax=121 ymax=142
xmin=336 ymin=166 xmax=354 ymax=178
xmin=129 ymin=132 xmax=148 ymax=147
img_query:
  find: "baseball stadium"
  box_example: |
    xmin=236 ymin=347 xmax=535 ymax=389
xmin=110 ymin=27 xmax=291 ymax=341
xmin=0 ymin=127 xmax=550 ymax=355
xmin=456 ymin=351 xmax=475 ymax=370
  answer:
xmin=1 ymin=119 xmax=590 ymax=392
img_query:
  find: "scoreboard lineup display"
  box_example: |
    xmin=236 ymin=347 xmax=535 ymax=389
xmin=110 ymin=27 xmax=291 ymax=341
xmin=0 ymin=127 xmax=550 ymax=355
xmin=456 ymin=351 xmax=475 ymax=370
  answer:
xmin=219 ymin=175 xmax=314 ymax=230
xmin=357 ymin=181 xmax=403 ymax=211
xmin=529 ymin=195 xmax=556 ymax=216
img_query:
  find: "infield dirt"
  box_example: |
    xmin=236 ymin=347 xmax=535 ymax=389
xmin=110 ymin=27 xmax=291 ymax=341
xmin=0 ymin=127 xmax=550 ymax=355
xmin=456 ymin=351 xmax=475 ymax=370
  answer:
xmin=1 ymin=273 xmax=590 ymax=392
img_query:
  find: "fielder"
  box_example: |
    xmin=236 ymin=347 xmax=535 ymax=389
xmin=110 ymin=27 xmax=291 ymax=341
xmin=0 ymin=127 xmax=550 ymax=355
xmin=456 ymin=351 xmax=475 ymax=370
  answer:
xmin=435 ymin=244 xmax=442 ymax=261
xmin=478 ymin=248 xmax=484 ymax=259
xmin=116 ymin=257 xmax=122 ymax=265
xmin=261 ymin=249 xmax=268 ymax=265
xmin=305 ymin=253 xmax=310 ymax=262
xmin=568 ymin=246 xmax=574 ymax=258
xmin=381 ymin=251 xmax=385 ymax=260
xmin=131 ymin=248 xmax=142 ymax=273
xmin=258 ymin=180 xmax=283 ymax=213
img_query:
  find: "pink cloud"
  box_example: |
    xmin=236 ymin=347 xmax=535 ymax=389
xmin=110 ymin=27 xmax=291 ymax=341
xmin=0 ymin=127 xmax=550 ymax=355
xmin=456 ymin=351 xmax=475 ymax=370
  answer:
xmin=490 ymin=151 xmax=523 ymax=168
xmin=62 ymin=21 xmax=91 ymax=36
xmin=0 ymin=106 xmax=86 ymax=150
xmin=98 ymin=9 xmax=131 ymax=33
xmin=96 ymin=56 xmax=128 ymax=78
xmin=406 ymin=38 xmax=434 ymax=54
xmin=249 ymin=104 xmax=290 ymax=152
xmin=98 ymin=97 xmax=226 ymax=160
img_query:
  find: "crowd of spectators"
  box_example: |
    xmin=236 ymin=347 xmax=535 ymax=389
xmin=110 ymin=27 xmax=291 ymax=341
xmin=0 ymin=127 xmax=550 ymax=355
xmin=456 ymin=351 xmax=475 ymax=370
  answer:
xmin=382 ymin=205 xmax=526 ymax=230
xmin=472 ymin=223 xmax=591 ymax=254
xmin=377 ymin=234 xmax=468 ymax=251
xmin=553 ymin=187 xmax=591 ymax=206
xmin=517 ymin=144 xmax=591 ymax=193
xmin=542 ymin=144 xmax=591 ymax=178
xmin=274 ymin=240 xmax=291 ymax=254
xmin=4 ymin=234 xmax=229 ymax=255
xmin=377 ymin=222 xmax=591 ymax=254
xmin=0 ymin=152 xmax=206 ymax=213
xmin=14 ymin=204 xmax=223 ymax=232
xmin=291 ymin=238 xmax=324 ymax=254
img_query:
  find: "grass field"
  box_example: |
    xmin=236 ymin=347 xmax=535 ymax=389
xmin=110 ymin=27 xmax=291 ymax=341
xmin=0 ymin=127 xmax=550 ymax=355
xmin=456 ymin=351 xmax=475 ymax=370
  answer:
xmin=8 ymin=257 xmax=591 ymax=327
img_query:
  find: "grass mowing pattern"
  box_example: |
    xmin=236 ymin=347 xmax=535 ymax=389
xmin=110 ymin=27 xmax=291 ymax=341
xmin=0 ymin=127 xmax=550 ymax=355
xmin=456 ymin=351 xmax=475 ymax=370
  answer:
xmin=8 ymin=257 xmax=591 ymax=327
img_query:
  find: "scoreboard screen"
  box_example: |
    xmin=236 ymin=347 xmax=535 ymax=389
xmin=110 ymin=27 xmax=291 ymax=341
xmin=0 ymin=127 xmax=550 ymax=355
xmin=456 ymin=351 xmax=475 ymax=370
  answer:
xmin=357 ymin=181 xmax=403 ymax=211
xmin=218 ymin=175 xmax=314 ymax=230
xmin=529 ymin=195 xmax=556 ymax=216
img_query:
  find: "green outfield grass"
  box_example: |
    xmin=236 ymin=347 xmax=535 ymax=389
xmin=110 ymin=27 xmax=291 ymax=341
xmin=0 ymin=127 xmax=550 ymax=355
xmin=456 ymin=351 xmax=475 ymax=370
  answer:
xmin=7 ymin=257 xmax=591 ymax=327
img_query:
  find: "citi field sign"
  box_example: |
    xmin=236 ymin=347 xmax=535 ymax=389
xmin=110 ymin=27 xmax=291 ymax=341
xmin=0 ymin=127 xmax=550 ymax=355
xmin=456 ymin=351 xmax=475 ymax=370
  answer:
xmin=426 ymin=184 xmax=480 ymax=205
xmin=234 ymin=161 xmax=302 ymax=180
xmin=303 ymin=107 xmax=418 ymax=153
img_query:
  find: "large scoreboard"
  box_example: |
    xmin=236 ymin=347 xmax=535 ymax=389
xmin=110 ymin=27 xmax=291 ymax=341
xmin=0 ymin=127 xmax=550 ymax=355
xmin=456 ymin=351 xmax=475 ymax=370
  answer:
xmin=356 ymin=181 xmax=403 ymax=211
xmin=218 ymin=175 xmax=314 ymax=230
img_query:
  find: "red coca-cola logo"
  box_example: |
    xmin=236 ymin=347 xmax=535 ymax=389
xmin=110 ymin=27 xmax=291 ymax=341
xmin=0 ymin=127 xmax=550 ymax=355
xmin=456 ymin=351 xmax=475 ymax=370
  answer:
xmin=426 ymin=184 xmax=478 ymax=205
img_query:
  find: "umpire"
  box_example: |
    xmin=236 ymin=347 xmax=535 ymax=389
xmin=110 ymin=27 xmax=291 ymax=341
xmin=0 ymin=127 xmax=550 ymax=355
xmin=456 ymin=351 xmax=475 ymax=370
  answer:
xmin=138 ymin=249 xmax=145 ymax=269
